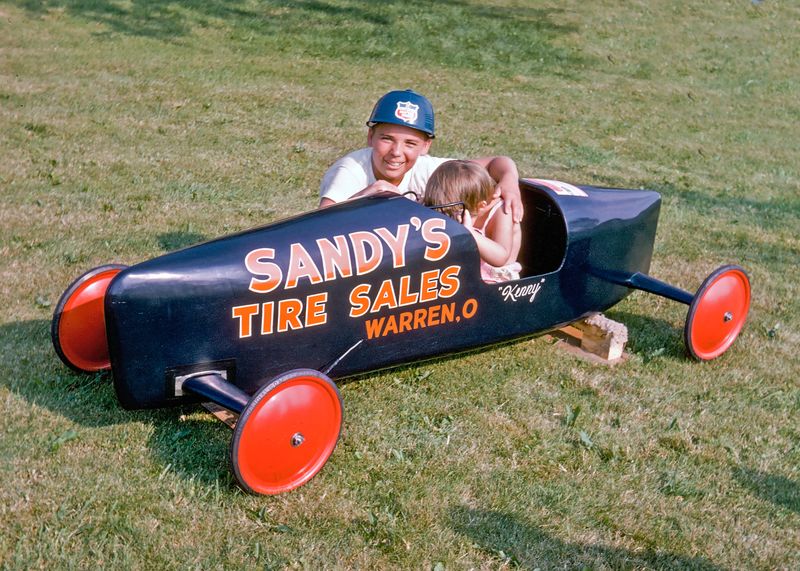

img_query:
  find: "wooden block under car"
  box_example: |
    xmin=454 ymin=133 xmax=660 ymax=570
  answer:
xmin=550 ymin=313 xmax=629 ymax=364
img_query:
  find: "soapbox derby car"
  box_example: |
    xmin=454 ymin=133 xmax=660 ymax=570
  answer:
xmin=51 ymin=178 xmax=751 ymax=495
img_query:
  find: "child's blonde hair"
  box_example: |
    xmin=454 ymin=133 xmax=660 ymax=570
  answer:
xmin=424 ymin=160 xmax=495 ymax=220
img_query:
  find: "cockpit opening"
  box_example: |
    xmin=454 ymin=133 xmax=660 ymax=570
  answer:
xmin=517 ymin=186 xmax=567 ymax=278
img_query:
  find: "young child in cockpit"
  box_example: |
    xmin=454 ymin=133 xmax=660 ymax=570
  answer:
xmin=423 ymin=160 xmax=522 ymax=283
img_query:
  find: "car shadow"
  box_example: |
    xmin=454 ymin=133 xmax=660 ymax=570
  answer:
xmin=0 ymin=307 xmax=699 ymax=494
xmin=448 ymin=505 xmax=724 ymax=569
xmin=157 ymin=231 xmax=207 ymax=252
xmin=1 ymin=318 xmax=235 ymax=489
xmin=733 ymin=467 xmax=800 ymax=514
xmin=654 ymin=183 xmax=799 ymax=235
xmin=603 ymin=308 xmax=688 ymax=360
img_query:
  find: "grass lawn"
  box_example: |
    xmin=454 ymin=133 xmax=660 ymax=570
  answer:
xmin=1 ymin=0 xmax=798 ymax=568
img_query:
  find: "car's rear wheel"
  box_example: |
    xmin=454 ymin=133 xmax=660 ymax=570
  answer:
xmin=684 ymin=265 xmax=751 ymax=361
xmin=51 ymin=264 xmax=127 ymax=373
xmin=230 ymin=369 xmax=343 ymax=495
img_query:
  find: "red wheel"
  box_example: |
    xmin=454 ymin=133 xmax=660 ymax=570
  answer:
xmin=231 ymin=369 xmax=343 ymax=495
xmin=684 ymin=265 xmax=751 ymax=361
xmin=51 ymin=264 xmax=127 ymax=373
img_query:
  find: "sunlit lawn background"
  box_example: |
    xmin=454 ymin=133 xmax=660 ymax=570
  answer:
xmin=1 ymin=1 xmax=798 ymax=568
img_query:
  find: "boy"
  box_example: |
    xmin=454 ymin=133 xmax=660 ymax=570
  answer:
xmin=319 ymin=89 xmax=523 ymax=223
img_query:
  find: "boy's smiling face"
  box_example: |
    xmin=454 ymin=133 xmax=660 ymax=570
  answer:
xmin=367 ymin=123 xmax=432 ymax=185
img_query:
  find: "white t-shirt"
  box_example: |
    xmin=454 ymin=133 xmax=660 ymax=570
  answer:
xmin=320 ymin=147 xmax=452 ymax=203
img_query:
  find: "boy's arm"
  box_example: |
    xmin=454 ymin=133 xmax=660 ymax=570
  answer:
xmin=469 ymin=156 xmax=523 ymax=223
xmin=318 ymin=180 xmax=401 ymax=208
xmin=321 ymin=153 xmax=397 ymax=207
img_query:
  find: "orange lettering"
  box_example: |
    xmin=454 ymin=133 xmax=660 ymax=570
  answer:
xmin=305 ymin=292 xmax=328 ymax=327
xmin=439 ymin=265 xmax=461 ymax=298
xmin=349 ymin=283 xmax=372 ymax=318
xmin=428 ymin=304 xmax=441 ymax=326
xmin=285 ymin=243 xmax=323 ymax=289
xmin=397 ymin=275 xmax=418 ymax=306
xmin=413 ymin=308 xmax=427 ymax=329
xmin=350 ymin=231 xmax=383 ymax=276
xmin=375 ymin=225 xmax=409 ymax=269
xmin=365 ymin=316 xmax=385 ymax=339
xmin=245 ymin=248 xmax=282 ymax=294
xmin=441 ymin=302 xmax=456 ymax=323
xmin=316 ymin=235 xmax=353 ymax=281
xmin=232 ymin=303 xmax=259 ymax=338
xmin=398 ymin=311 xmax=413 ymax=333
xmin=277 ymin=298 xmax=303 ymax=332
xmin=359 ymin=301 xmax=461 ymax=339
xmin=371 ymin=279 xmax=398 ymax=313
xmin=382 ymin=315 xmax=398 ymax=336
xmin=419 ymin=269 xmax=439 ymax=303
xmin=421 ymin=218 xmax=450 ymax=261
xmin=462 ymin=298 xmax=478 ymax=319
xmin=260 ymin=301 xmax=274 ymax=335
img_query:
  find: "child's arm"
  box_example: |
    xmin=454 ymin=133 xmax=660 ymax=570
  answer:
xmin=484 ymin=205 xmax=521 ymax=265
xmin=472 ymin=232 xmax=512 ymax=267
xmin=463 ymin=210 xmax=512 ymax=267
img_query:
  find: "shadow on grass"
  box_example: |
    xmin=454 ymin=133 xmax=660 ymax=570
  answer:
xmin=604 ymin=308 xmax=688 ymax=360
xmin=655 ymin=183 xmax=800 ymax=223
xmin=1 ymin=318 xmax=235 ymax=489
xmin=1 ymin=319 xmax=127 ymax=425
xmin=10 ymin=0 xmax=587 ymax=76
xmin=449 ymin=505 xmax=724 ymax=569
xmin=157 ymin=231 xmax=207 ymax=252
xmin=733 ymin=467 xmax=800 ymax=514
xmin=146 ymin=409 xmax=235 ymax=489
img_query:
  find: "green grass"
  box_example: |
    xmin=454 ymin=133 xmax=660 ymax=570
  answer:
xmin=2 ymin=0 xmax=799 ymax=568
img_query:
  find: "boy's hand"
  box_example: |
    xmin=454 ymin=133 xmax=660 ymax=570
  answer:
xmin=319 ymin=180 xmax=402 ymax=208
xmin=497 ymin=179 xmax=523 ymax=223
xmin=361 ymin=180 xmax=401 ymax=196
xmin=470 ymin=155 xmax=524 ymax=223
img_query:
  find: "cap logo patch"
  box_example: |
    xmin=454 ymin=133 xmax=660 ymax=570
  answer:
xmin=395 ymin=101 xmax=419 ymax=124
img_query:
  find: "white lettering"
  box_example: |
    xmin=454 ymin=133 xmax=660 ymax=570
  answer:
xmin=499 ymin=279 xmax=545 ymax=303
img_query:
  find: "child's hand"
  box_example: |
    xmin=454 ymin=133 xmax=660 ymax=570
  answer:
xmin=462 ymin=209 xmax=474 ymax=230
